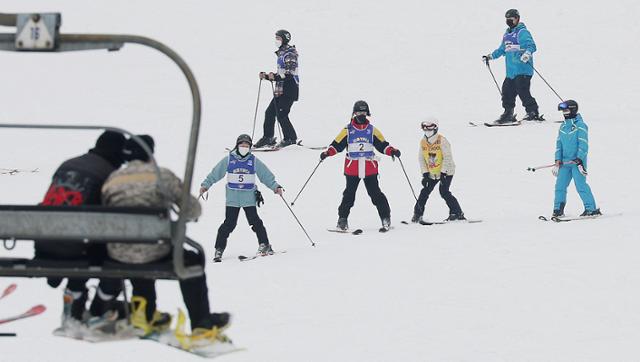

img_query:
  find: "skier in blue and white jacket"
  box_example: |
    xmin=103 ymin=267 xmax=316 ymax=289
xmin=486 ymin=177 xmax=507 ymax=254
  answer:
xmin=551 ymin=100 xmax=600 ymax=217
xmin=199 ymin=134 xmax=283 ymax=262
xmin=483 ymin=9 xmax=541 ymax=123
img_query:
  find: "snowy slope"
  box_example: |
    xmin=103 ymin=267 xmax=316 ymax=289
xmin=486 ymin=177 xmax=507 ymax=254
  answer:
xmin=2 ymin=0 xmax=640 ymax=361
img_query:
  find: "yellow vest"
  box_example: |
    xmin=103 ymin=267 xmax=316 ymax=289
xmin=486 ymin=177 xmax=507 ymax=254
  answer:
xmin=420 ymin=135 xmax=443 ymax=175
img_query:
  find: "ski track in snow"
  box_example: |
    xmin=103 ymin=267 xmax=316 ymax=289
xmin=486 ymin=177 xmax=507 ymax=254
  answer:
xmin=1 ymin=0 xmax=640 ymax=361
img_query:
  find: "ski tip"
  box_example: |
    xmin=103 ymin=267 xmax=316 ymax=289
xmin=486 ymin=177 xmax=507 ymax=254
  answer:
xmin=352 ymin=229 xmax=363 ymax=235
xmin=400 ymin=221 xmax=409 ymax=225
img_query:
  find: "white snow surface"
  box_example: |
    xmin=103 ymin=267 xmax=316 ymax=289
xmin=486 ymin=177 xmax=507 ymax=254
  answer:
xmin=2 ymin=1 xmax=640 ymax=361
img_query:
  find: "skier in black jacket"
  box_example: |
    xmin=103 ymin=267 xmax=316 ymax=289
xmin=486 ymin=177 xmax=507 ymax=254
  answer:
xmin=35 ymin=131 xmax=126 ymax=333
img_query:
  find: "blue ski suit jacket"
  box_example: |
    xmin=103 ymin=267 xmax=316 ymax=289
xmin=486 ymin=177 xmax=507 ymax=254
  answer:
xmin=555 ymin=114 xmax=589 ymax=168
xmin=491 ymin=23 xmax=536 ymax=79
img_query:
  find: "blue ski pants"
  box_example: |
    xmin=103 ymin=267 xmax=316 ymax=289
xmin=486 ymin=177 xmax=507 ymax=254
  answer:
xmin=554 ymin=164 xmax=596 ymax=211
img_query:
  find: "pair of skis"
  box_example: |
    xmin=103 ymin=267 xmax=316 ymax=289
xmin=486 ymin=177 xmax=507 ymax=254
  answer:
xmin=0 ymin=284 xmax=47 ymax=327
xmin=538 ymin=213 xmax=621 ymax=223
xmin=401 ymin=219 xmax=483 ymax=225
xmin=238 ymin=250 xmax=287 ymax=262
xmin=469 ymin=116 xmax=560 ymax=127
xmin=252 ymin=141 xmax=327 ymax=152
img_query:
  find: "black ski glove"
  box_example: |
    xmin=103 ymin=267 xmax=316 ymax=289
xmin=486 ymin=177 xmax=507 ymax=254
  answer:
xmin=255 ymin=190 xmax=264 ymax=207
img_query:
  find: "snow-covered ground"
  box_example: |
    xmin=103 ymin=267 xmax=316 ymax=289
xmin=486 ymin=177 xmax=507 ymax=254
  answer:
xmin=2 ymin=1 xmax=640 ymax=361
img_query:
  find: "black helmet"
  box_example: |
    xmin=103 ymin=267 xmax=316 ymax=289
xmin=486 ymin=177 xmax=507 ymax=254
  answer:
xmin=123 ymin=135 xmax=155 ymax=162
xmin=236 ymin=134 xmax=253 ymax=147
xmin=558 ymin=100 xmax=579 ymax=118
xmin=275 ymin=29 xmax=291 ymax=45
xmin=505 ymin=9 xmax=520 ymax=18
xmin=352 ymin=100 xmax=371 ymax=116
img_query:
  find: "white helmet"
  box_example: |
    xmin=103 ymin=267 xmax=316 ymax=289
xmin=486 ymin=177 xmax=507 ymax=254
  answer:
xmin=421 ymin=118 xmax=439 ymax=138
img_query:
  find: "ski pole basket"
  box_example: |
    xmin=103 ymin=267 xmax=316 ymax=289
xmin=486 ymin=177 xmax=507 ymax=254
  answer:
xmin=0 ymin=12 xmax=204 ymax=280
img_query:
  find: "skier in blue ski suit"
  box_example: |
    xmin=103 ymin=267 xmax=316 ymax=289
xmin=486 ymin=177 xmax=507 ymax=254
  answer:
xmin=552 ymin=100 xmax=599 ymax=217
xmin=483 ymin=9 xmax=541 ymax=123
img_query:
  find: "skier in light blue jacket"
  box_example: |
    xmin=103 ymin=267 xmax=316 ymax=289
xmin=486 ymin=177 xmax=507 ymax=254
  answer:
xmin=199 ymin=134 xmax=283 ymax=262
xmin=552 ymin=100 xmax=600 ymax=217
xmin=483 ymin=9 xmax=541 ymax=123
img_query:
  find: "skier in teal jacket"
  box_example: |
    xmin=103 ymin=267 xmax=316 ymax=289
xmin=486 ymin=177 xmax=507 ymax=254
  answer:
xmin=483 ymin=9 xmax=541 ymax=123
xmin=552 ymin=100 xmax=599 ymax=217
xmin=200 ymin=134 xmax=283 ymax=262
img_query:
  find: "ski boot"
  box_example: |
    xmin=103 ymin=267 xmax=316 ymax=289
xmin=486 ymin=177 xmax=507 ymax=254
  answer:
xmin=89 ymin=289 xmax=127 ymax=320
xmin=410 ymin=214 xmax=423 ymax=223
xmin=522 ymin=111 xmax=543 ymax=121
xmin=130 ymin=296 xmax=172 ymax=336
xmin=253 ymin=136 xmax=277 ymax=149
xmin=54 ymin=288 xmax=89 ymax=339
xmin=495 ymin=108 xmax=517 ymax=124
xmin=379 ymin=217 xmax=391 ymax=232
xmin=337 ymin=217 xmax=348 ymax=231
xmin=552 ymin=203 xmax=565 ymax=217
xmin=445 ymin=212 xmax=466 ymax=221
xmin=213 ymin=249 xmax=224 ymax=263
xmin=580 ymin=208 xmax=602 ymax=217
xmin=257 ymin=243 xmax=274 ymax=256
xmin=175 ymin=310 xmax=233 ymax=353
xmin=276 ymin=138 xmax=297 ymax=149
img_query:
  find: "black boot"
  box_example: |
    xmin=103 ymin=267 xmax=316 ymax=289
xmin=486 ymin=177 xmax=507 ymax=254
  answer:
xmin=552 ymin=202 xmax=566 ymax=217
xmin=195 ymin=312 xmax=231 ymax=330
xmin=580 ymin=208 xmax=602 ymax=217
xmin=337 ymin=217 xmax=348 ymax=231
xmin=496 ymin=108 xmax=517 ymax=124
xmin=254 ymin=137 xmax=277 ymax=148
xmin=522 ymin=111 xmax=543 ymax=121
xmin=276 ymin=138 xmax=297 ymax=148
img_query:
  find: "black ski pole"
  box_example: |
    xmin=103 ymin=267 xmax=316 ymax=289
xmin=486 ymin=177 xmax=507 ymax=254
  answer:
xmin=270 ymin=81 xmax=284 ymax=141
xmin=250 ymin=79 xmax=263 ymax=141
xmin=279 ymin=194 xmax=315 ymax=247
xmin=397 ymin=157 xmax=418 ymax=201
xmin=530 ymin=64 xmax=564 ymax=102
xmin=484 ymin=59 xmax=503 ymax=97
xmin=291 ymin=159 xmax=323 ymax=206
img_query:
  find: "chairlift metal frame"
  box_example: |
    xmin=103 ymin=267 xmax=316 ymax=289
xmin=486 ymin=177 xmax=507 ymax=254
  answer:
xmin=0 ymin=12 xmax=204 ymax=280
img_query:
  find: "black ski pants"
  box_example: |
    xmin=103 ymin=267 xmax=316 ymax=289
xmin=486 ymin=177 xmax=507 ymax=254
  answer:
xmin=215 ymin=206 xmax=269 ymax=250
xmin=501 ymin=75 xmax=538 ymax=114
xmin=338 ymin=175 xmax=391 ymax=220
xmin=413 ymin=174 xmax=463 ymax=217
xmin=263 ymin=94 xmax=297 ymax=141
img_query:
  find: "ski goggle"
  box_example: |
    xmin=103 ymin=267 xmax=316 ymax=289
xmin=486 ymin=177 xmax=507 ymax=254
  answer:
xmin=421 ymin=122 xmax=437 ymax=130
xmin=558 ymin=102 xmax=570 ymax=111
xmin=354 ymin=111 xmax=368 ymax=116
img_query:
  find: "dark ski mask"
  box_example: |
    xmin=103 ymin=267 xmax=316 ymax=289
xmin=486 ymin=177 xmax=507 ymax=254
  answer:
xmin=506 ymin=18 xmax=517 ymax=28
xmin=354 ymin=114 xmax=368 ymax=124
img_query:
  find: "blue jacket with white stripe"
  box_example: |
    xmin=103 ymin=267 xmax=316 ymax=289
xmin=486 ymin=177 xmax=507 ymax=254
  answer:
xmin=555 ymin=114 xmax=589 ymax=168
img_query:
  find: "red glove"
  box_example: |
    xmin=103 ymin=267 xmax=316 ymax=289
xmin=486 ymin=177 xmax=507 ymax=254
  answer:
xmin=385 ymin=147 xmax=401 ymax=158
